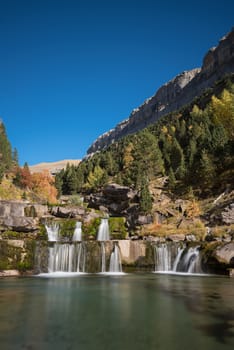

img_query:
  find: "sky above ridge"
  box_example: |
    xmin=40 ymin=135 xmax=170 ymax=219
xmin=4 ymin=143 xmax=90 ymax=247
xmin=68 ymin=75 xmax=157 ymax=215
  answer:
xmin=0 ymin=0 xmax=233 ymax=165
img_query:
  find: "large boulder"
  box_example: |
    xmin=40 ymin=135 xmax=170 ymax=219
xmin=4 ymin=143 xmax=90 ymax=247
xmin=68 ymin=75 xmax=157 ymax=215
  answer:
xmin=88 ymin=184 xmax=138 ymax=216
xmin=215 ymin=242 xmax=234 ymax=265
xmin=0 ymin=216 xmax=38 ymax=232
xmin=103 ymin=183 xmax=137 ymax=201
xmin=221 ymin=203 xmax=234 ymax=225
xmin=24 ymin=204 xmax=48 ymax=218
xmin=0 ymin=201 xmax=26 ymax=218
xmin=50 ymin=206 xmax=86 ymax=218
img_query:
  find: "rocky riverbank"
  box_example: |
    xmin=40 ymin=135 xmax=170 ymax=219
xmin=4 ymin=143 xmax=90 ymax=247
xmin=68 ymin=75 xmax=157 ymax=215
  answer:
xmin=0 ymin=188 xmax=234 ymax=277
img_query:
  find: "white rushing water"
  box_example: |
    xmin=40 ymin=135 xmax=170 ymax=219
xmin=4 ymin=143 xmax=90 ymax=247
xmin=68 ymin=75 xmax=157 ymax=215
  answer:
xmin=109 ymin=244 xmax=122 ymax=273
xmin=100 ymin=242 xmax=106 ymax=272
xmin=48 ymin=242 xmax=86 ymax=273
xmin=46 ymin=223 xmax=60 ymax=242
xmin=154 ymin=243 xmax=202 ymax=274
xmin=72 ymin=221 xmax=82 ymax=241
xmin=97 ymin=218 xmax=110 ymax=241
xmin=154 ymin=243 xmax=183 ymax=272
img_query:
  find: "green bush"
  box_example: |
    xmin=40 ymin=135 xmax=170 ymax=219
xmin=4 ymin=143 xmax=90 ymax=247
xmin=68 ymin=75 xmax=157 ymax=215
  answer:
xmin=109 ymin=217 xmax=127 ymax=239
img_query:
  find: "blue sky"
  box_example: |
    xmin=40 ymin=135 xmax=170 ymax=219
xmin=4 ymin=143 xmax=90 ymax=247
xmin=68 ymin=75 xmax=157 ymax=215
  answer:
xmin=0 ymin=0 xmax=233 ymax=165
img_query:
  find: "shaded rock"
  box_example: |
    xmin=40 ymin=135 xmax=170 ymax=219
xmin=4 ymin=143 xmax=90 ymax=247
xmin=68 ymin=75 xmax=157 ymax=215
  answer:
xmin=103 ymin=183 xmax=137 ymax=201
xmin=88 ymin=184 xmax=138 ymax=216
xmin=50 ymin=206 xmax=85 ymax=218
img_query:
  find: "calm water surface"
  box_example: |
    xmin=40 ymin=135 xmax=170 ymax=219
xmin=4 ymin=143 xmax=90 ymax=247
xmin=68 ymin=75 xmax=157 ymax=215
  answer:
xmin=0 ymin=273 xmax=233 ymax=350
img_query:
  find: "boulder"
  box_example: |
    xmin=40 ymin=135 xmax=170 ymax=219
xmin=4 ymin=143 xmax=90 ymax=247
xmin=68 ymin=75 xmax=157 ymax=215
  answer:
xmin=103 ymin=183 xmax=137 ymax=201
xmin=221 ymin=203 xmax=234 ymax=225
xmin=1 ymin=216 xmax=38 ymax=232
xmin=137 ymin=215 xmax=153 ymax=225
xmin=215 ymin=242 xmax=234 ymax=265
xmin=50 ymin=206 xmax=85 ymax=218
xmin=25 ymin=204 xmax=48 ymax=218
xmin=0 ymin=201 xmax=26 ymax=218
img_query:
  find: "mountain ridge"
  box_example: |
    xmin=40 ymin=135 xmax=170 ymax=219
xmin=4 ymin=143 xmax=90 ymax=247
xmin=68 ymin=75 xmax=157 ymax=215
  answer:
xmin=87 ymin=28 xmax=234 ymax=155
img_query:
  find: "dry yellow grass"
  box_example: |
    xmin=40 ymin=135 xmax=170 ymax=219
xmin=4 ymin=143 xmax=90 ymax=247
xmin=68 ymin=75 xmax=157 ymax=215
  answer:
xmin=29 ymin=159 xmax=80 ymax=174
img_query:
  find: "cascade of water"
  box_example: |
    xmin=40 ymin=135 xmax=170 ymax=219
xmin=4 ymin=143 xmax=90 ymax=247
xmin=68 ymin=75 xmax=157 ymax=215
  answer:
xmin=97 ymin=218 xmax=110 ymax=241
xmin=48 ymin=242 xmax=86 ymax=273
xmin=176 ymin=246 xmax=201 ymax=273
xmin=100 ymin=242 xmax=106 ymax=272
xmin=154 ymin=243 xmax=171 ymax=271
xmin=154 ymin=243 xmax=202 ymax=274
xmin=72 ymin=221 xmax=82 ymax=241
xmin=109 ymin=243 xmax=122 ymax=273
xmin=172 ymin=246 xmax=185 ymax=272
xmin=154 ymin=243 xmax=182 ymax=272
xmin=46 ymin=223 xmax=60 ymax=242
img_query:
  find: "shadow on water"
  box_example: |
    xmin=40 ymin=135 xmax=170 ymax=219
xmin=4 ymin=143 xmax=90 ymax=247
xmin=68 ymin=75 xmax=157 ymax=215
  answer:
xmin=151 ymin=274 xmax=234 ymax=345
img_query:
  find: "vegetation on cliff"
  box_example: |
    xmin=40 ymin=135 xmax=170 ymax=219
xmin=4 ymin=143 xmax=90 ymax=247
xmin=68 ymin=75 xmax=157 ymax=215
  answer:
xmin=56 ymin=76 xmax=234 ymax=209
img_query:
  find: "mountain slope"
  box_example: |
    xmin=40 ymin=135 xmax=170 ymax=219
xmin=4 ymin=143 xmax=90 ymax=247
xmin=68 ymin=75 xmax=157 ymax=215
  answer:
xmin=87 ymin=28 xmax=234 ymax=154
xmin=29 ymin=159 xmax=80 ymax=175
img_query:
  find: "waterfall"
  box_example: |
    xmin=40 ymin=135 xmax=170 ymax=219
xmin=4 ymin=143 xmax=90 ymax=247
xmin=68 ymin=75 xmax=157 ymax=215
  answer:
xmin=154 ymin=243 xmax=202 ymax=274
xmin=109 ymin=243 xmax=122 ymax=273
xmin=100 ymin=242 xmax=106 ymax=272
xmin=97 ymin=218 xmax=110 ymax=241
xmin=172 ymin=246 xmax=184 ymax=272
xmin=176 ymin=246 xmax=201 ymax=273
xmin=154 ymin=243 xmax=182 ymax=272
xmin=48 ymin=242 xmax=86 ymax=273
xmin=72 ymin=221 xmax=82 ymax=241
xmin=46 ymin=222 xmax=60 ymax=242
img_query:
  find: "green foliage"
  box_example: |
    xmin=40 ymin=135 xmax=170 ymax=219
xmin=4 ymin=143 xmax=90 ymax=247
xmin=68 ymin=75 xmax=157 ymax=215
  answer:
xmin=82 ymin=217 xmax=101 ymax=238
xmin=139 ymin=177 xmax=152 ymax=213
xmin=59 ymin=220 xmax=76 ymax=239
xmin=109 ymin=217 xmax=127 ymax=239
xmin=0 ymin=121 xmax=13 ymax=181
xmin=56 ymin=78 xmax=234 ymax=198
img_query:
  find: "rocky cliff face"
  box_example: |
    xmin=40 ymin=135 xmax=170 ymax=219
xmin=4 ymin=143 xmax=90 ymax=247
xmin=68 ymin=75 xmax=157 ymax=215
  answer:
xmin=87 ymin=28 xmax=234 ymax=154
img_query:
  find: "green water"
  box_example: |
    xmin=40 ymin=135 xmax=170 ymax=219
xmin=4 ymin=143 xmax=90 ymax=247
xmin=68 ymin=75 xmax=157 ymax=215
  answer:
xmin=0 ymin=273 xmax=233 ymax=350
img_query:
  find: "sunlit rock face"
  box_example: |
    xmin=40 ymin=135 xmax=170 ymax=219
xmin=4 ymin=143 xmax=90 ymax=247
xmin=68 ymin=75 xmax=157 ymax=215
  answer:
xmin=87 ymin=28 xmax=234 ymax=155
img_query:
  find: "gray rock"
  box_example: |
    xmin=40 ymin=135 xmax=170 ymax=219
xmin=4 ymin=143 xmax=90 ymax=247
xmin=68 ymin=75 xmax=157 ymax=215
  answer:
xmin=137 ymin=215 xmax=153 ymax=225
xmin=25 ymin=204 xmax=48 ymax=218
xmin=87 ymin=29 xmax=234 ymax=155
xmin=103 ymin=183 xmax=137 ymax=201
xmin=1 ymin=216 xmax=38 ymax=232
xmin=215 ymin=242 xmax=234 ymax=265
xmin=221 ymin=203 xmax=234 ymax=225
xmin=50 ymin=206 xmax=85 ymax=218
xmin=0 ymin=200 xmax=26 ymax=218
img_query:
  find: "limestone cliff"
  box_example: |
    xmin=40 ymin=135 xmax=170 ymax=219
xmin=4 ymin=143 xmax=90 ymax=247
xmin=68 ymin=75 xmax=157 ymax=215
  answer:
xmin=87 ymin=28 xmax=234 ymax=154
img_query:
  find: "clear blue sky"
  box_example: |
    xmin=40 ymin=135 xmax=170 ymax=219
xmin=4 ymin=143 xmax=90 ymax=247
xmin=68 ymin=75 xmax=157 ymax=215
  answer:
xmin=0 ymin=0 xmax=233 ymax=165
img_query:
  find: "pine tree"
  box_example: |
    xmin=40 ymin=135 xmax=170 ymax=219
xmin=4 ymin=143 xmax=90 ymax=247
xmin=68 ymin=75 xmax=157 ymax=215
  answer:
xmin=139 ymin=177 xmax=152 ymax=214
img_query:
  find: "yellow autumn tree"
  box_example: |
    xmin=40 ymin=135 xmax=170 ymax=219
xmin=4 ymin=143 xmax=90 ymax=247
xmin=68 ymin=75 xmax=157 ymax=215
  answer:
xmin=209 ymin=89 xmax=234 ymax=139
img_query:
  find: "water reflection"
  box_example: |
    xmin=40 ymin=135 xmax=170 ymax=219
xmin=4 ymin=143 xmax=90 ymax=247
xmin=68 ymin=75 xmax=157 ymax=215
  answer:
xmin=0 ymin=275 xmax=233 ymax=350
